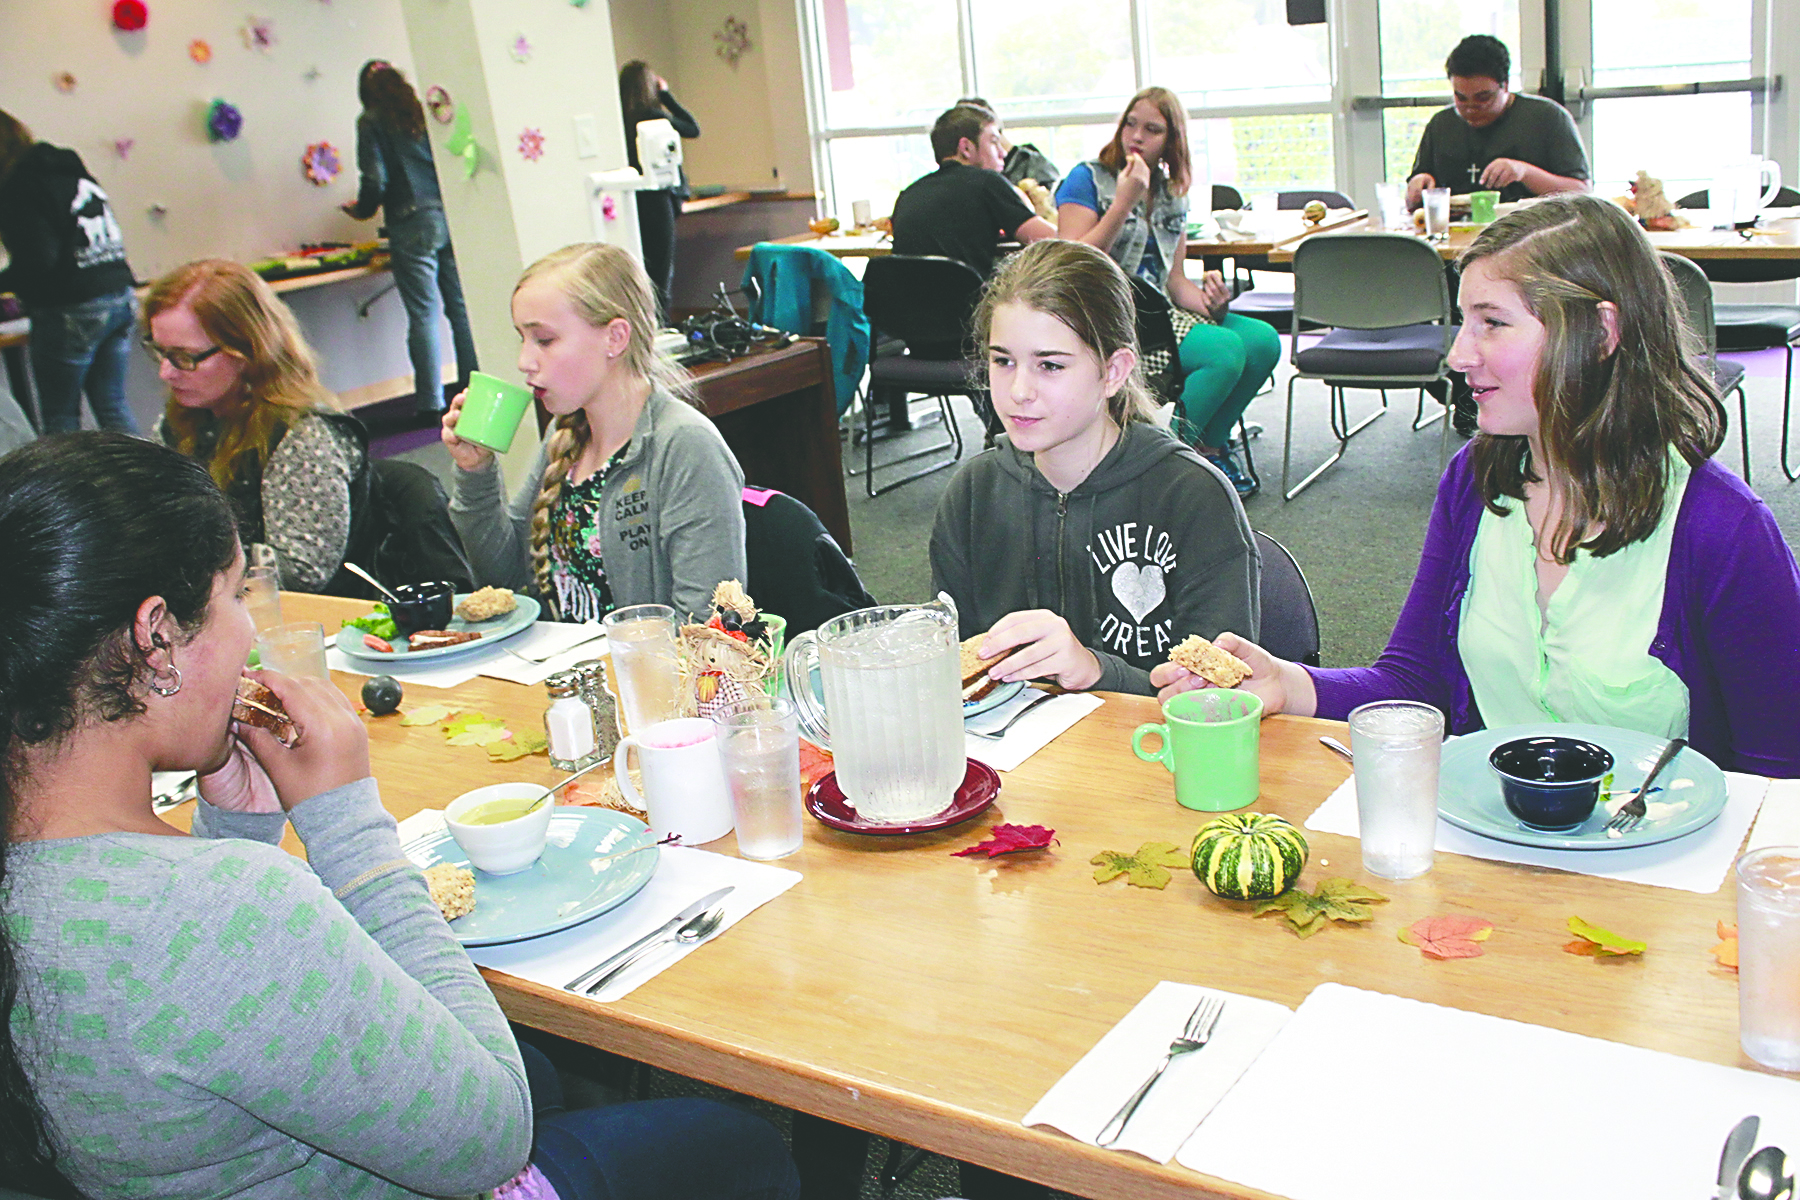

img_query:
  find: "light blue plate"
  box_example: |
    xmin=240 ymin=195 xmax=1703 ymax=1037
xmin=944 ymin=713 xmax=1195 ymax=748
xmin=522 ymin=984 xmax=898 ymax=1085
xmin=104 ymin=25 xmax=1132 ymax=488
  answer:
xmin=1437 ymin=722 xmax=1727 ymax=851
xmin=402 ymin=808 xmax=659 ymax=946
xmin=337 ymin=593 xmax=541 ymax=661
xmin=965 ymin=679 xmax=1025 ymax=719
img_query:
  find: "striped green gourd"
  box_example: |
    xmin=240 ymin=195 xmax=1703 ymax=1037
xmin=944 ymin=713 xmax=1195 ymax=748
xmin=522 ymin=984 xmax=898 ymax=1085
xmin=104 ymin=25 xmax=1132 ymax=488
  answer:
xmin=1190 ymin=812 xmax=1308 ymax=901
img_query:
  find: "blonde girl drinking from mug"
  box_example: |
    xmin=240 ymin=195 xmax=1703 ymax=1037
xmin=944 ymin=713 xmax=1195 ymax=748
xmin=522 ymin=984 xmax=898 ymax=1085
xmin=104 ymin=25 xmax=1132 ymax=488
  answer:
xmin=930 ymin=239 xmax=1259 ymax=697
xmin=445 ymin=243 xmax=745 ymax=621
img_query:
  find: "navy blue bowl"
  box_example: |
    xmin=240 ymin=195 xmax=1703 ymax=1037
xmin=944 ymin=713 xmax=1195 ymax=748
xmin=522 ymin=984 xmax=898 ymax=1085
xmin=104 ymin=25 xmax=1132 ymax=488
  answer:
xmin=389 ymin=580 xmax=455 ymax=636
xmin=1489 ymin=736 xmax=1615 ymax=831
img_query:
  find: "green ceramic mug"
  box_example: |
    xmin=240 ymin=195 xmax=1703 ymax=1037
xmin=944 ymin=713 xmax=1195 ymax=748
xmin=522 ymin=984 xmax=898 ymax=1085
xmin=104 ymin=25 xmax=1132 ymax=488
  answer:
xmin=1132 ymin=688 xmax=1263 ymax=812
xmin=1470 ymin=190 xmax=1501 ymax=225
xmin=455 ymin=371 xmax=534 ymax=453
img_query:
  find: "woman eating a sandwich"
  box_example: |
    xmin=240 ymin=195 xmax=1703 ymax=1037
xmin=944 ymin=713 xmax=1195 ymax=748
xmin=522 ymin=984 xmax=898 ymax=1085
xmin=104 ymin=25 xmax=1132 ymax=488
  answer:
xmin=1150 ymin=194 xmax=1800 ymax=777
xmin=930 ymin=238 xmax=1260 ymax=698
xmin=0 ymin=433 xmax=799 ymax=1198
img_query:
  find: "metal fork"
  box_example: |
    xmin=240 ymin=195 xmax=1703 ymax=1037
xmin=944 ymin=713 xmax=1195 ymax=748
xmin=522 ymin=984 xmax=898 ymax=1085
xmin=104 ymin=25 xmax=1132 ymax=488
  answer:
xmin=967 ymin=691 xmax=1057 ymax=740
xmin=1096 ymin=994 xmax=1226 ymax=1147
xmin=500 ymin=632 xmax=605 ymax=666
xmin=1604 ymin=736 xmax=1686 ymax=835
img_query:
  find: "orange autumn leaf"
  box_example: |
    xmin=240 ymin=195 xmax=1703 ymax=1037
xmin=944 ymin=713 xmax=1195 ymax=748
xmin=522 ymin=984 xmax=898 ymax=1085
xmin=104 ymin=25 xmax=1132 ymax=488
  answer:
xmin=1399 ymin=915 xmax=1494 ymax=960
xmin=1711 ymin=920 xmax=1739 ymax=970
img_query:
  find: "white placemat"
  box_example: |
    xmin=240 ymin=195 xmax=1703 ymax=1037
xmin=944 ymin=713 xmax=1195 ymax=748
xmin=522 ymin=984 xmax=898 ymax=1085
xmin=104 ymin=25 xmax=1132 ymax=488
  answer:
xmin=475 ymin=622 xmax=607 ymax=686
xmin=1304 ymin=770 xmax=1770 ymax=893
xmin=965 ymin=693 xmax=1104 ymax=772
xmin=1177 ymin=982 xmax=1800 ymax=1200
xmin=1022 ymin=981 xmax=1290 ymax=1163
xmin=326 ymin=645 xmax=486 ymax=689
xmin=1747 ymin=778 xmax=1800 ymax=852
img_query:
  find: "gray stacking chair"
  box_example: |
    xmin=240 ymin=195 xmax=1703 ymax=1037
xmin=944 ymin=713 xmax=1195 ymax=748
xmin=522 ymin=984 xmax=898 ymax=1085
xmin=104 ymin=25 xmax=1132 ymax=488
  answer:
xmin=1660 ymin=251 xmax=1751 ymax=481
xmin=1282 ymin=232 xmax=1455 ymax=500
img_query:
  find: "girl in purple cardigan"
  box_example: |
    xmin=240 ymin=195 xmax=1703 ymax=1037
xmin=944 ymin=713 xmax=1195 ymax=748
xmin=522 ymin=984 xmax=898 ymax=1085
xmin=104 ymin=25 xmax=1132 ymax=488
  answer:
xmin=1153 ymin=194 xmax=1800 ymax=778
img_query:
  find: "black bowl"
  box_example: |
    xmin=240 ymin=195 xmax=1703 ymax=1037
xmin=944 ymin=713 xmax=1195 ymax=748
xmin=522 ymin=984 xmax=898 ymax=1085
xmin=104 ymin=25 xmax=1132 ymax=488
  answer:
xmin=1489 ymin=736 xmax=1615 ymax=831
xmin=389 ymin=581 xmax=455 ymax=636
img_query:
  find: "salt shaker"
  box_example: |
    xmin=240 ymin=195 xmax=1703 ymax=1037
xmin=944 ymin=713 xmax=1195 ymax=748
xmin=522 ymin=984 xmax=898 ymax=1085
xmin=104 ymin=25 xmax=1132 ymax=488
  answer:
xmin=573 ymin=659 xmax=621 ymax=762
xmin=543 ymin=670 xmax=600 ymax=772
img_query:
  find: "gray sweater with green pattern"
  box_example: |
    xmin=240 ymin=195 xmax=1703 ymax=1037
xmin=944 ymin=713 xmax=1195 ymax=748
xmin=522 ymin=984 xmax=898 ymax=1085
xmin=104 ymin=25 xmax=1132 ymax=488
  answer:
xmin=7 ymin=781 xmax=532 ymax=1199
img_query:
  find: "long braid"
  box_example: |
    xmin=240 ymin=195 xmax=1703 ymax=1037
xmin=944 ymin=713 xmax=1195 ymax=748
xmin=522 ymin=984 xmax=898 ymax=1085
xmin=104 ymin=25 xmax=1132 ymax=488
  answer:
xmin=527 ymin=412 xmax=592 ymax=616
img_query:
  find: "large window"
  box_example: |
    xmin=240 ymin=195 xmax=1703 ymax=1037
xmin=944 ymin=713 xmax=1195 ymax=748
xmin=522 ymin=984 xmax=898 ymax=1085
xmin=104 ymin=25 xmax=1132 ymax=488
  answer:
xmin=804 ymin=0 xmax=1339 ymax=217
xmin=1376 ymin=0 xmax=1521 ymax=184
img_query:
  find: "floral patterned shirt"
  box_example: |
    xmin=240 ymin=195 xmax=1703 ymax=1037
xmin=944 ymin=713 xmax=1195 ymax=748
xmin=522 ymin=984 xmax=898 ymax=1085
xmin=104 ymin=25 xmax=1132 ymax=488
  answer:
xmin=548 ymin=442 xmax=631 ymax=622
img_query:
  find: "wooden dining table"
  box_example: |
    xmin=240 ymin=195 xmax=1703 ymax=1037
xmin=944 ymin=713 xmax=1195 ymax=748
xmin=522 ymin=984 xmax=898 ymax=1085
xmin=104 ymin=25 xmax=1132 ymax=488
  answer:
xmin=271 ymin=592 xmax=1770 ymax=1200
xmin=1267 ymin=207 xmax=1800 ymax=264
xmin=1185 ymin=208 xmax=1368 ymax=260
xmin=733 ymin=228 xmax=894 ymax=261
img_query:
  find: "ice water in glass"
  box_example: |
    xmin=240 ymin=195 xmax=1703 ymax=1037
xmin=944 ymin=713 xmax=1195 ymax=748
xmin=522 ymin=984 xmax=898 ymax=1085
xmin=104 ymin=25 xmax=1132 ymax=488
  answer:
xmin=715 ymin=701 xmax=804 ymax=860
xmin=244 ymin=565 xmax=283 ymax=634
xmin=1737 ymin=847 xmax=1800 ymax=1071
xmin=1423 ymin=187 xmax=1452 ymax=242
xmin=605 ymin=607 xmax=682 ymax=736
xmin=819 ymin=613 xmax=963 ymax=823
xmin=1349 ymin=700 xmax=1443 ymax=880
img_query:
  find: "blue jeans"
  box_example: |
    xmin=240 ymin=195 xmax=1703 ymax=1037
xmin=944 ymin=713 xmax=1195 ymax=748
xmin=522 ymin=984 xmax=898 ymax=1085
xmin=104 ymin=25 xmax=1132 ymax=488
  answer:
xmin=28 ymin=287 xmax=140 ymax=434
xmin=520 ymin=1041 xmax=799 ymax=1200
xmin=387 ymin=206 xmax=478 ymax=411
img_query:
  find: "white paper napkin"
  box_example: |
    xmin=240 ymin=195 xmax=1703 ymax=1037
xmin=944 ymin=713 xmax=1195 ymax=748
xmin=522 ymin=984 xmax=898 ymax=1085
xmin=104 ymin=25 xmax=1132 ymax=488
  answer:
xmin=474 ymin=623 xmax=607 ymax=686
xmin=1305 ymin=770 xmax=1769 ymax=893
xmin=1177 ymin=983 xmax=1800 ymax=1200
xmin=326 ymin=645 xmax=486 ymax=689
xmin=1022 ymin=981 xmax=1291 ymax=1163
xmin=965 ymin=692 xmax=1104 ymax=772
xmin=433 ymin=839 xmax=801 ymax=1001
xmin=1746 ymin=778 xmax=1800 ymax=852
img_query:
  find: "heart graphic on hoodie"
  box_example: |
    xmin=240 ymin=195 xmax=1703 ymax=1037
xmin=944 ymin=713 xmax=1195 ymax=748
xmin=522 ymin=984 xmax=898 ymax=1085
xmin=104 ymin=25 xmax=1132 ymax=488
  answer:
xmin=1110 ymin=563 xmax=1166 ymax=622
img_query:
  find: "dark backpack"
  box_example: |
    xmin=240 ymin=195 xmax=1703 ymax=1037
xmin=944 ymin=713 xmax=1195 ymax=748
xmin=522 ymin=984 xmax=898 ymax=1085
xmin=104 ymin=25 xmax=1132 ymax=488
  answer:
xmin=741 ymin=488 xmax=875 ymax=635
xmin=336 ymin=458 xmax=475 ymax=598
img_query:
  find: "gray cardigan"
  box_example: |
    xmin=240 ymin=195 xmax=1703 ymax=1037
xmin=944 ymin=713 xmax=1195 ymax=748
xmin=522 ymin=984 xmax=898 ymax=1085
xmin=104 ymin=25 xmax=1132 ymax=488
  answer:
xmin=450 ymin=387 xmax=748 ymax=620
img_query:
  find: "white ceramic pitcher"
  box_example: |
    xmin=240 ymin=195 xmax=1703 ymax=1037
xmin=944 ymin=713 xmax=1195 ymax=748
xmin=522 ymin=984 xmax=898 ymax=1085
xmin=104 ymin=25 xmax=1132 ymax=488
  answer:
xmin=1711 ymin=159 xmax=1784 ymax=227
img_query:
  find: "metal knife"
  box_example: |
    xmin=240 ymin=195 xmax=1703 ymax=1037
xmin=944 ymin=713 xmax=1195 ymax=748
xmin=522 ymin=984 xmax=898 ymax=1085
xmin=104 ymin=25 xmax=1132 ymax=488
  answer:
xmin=1719 ymin=1115 xmax=1760 ymax=1200
xmin=563 ymin=886 xmax=735 ymax=993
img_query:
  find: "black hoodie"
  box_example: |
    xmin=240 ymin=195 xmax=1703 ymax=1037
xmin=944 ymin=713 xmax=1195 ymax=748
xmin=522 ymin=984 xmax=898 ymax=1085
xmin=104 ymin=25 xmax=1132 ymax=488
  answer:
xmin=0 ymin=142 xmax=135 ymax=309
xmin=930 ymin=420 xmax=1261 ymax=695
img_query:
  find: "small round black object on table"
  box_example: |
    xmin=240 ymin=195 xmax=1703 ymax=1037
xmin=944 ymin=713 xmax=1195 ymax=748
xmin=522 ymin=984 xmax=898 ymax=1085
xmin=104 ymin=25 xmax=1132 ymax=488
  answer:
xmin=362 ymin=675 xmax=404 ymax=716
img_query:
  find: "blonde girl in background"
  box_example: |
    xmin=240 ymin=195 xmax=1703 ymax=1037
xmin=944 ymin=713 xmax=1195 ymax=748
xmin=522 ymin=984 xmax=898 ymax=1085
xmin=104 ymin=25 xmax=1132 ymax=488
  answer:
xmin=149 ymin=259 xmax=368 ymax=594
xmin=445 ymin=242 xmax=746 ymax=620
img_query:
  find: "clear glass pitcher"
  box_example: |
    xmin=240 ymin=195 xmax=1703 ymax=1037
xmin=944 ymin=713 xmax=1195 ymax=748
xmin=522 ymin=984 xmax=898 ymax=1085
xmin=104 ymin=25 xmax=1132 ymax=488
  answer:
xmin=1711 ymin=159 xmax=1784 ymax=228
xmin=784 ymin=600 xmax=965 ymax=822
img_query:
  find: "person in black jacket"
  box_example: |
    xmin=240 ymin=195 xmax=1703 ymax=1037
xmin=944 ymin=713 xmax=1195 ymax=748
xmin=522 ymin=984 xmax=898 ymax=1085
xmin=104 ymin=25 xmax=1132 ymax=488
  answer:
xmin=619 ymin=60 xmax=699 ymax=319
xmin=0 ymin=109 xmax=140 ymax=434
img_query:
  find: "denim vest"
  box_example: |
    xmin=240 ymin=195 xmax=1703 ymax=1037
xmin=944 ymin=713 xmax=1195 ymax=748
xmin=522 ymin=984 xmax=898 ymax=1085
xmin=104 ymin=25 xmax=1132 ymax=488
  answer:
xmin=1083 ymin=159 xmax=1188 ymax=291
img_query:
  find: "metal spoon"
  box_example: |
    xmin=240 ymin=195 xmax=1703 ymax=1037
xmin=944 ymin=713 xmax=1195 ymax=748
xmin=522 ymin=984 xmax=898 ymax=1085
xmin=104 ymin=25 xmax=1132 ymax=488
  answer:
xmin=1739 ymin=1146 xmax=1793 ymax=1200
xmin=1319 ymin=735 xmax=1354 ymax=765
xmin=523 ymin=756 xmax=613 ymax=815
xmin=343 ymin=562 xmax=403 ymax=606
xmin=584 ymin=903 xmax=728 ymax=995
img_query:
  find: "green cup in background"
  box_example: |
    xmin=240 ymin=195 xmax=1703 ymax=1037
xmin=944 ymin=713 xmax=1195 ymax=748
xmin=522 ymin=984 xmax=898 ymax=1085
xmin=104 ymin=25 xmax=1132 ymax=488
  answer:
xmin=455 ymin=371 xmax=533 ymax=453
xmin=1132 ymin=688 xmax=1263 ymax=812
xmin=1470 ymin=190 xmax=1501 ymax=224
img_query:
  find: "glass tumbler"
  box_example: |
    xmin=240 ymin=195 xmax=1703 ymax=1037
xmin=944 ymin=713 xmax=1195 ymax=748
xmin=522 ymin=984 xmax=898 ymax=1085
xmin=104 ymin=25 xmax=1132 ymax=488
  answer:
xmin=1348 ymin=700 xmax=1444 ymax=880
xmin=1736 ymin=846 xmax=1800 ymax=1071
xmin=256 ymin=621 xmax=329 ymax=681
xmin=1423 ymin=187 xmax=1452 ymax=242
xmin=603 ymin=604 xmax=683 ymax=736
xmin=713 ymin=699 xmax=805 ymax=860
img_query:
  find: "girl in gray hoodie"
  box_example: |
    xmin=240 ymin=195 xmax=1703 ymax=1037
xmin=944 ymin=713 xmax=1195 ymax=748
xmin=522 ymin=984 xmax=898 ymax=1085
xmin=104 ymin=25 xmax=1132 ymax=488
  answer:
xmin=930 ymin=240 xmax=1259 ymax=696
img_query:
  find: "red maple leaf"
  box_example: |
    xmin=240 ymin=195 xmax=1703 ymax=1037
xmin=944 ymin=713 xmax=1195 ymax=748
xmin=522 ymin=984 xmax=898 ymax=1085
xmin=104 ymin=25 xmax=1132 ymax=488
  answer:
xmin=953 ymin=824 xmax=1056 ymax=858
xmin=1399 ymin=915 xmax=1494 ymax=960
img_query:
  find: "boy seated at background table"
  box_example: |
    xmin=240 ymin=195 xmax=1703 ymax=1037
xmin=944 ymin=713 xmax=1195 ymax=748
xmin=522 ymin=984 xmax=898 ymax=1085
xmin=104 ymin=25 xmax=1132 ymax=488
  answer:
xmin=890 ymin=103 xmax=1057 ymax=280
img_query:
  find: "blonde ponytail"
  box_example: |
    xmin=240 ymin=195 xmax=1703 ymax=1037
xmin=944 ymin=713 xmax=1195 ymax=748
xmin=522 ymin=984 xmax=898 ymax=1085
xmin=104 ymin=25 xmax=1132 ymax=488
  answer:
xmin=527 ymin=413 xmax=591 ymax=613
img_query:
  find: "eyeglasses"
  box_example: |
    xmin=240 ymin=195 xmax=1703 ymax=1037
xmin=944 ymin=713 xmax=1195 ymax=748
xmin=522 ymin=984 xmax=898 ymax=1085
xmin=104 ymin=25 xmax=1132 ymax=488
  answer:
xmin=141 ymin=339 xmax=224 ymax=372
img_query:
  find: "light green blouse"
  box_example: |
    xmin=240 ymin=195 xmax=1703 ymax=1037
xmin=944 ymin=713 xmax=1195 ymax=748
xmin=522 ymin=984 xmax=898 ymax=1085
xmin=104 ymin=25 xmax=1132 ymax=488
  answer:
xmin=1459 ymin=454 xmax=1692 ymax=738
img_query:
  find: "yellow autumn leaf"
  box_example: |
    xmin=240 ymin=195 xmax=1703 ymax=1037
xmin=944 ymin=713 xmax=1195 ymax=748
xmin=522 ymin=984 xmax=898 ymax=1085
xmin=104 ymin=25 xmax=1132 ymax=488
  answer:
xmin=445 ymin=724 xmax=511 ymax=747
xmin=489 ymin=732 xmax=549 ymax=762
xmin=400 ymin=705 xmax=458 ymax=727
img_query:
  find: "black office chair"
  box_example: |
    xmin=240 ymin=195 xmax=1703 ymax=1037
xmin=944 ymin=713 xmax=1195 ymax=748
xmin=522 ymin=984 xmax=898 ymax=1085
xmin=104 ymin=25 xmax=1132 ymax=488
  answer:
xmin=1126 ymin=275 xmax=1259 ymax=489
xmin=1674 ymin=188 xmax=1800 ymax=479
xmin=1226 ymin=190 xmax=1357 ymax=334
xmin=1661 ymin=251 xmax=1751 ymax=481
xmin=1211 ymin=183 xmax=1245 ymax=211
xmin=856 ymin=255 xmax=987 ymax=496
xmin=1254 ymin=530 xmax=1320 ymax=666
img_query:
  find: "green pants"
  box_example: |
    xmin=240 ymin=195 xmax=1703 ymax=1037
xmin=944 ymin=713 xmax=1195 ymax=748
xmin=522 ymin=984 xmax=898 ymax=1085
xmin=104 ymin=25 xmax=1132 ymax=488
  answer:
xmin=1174 ymin=313 xmax=1282 ymax=449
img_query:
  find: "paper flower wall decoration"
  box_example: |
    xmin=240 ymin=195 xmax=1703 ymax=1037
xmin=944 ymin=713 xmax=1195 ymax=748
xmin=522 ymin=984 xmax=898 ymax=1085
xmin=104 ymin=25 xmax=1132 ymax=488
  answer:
xmin=302 ymin=141 xmax=341 ymax=186
xmin=207 ymin=99 xmax=244 ymax=143
xmin=53 ymin=72 xmax=78 ymax=94
xmin=425 ymin=86 xmax=454 ymax=124
xmin=715 ymin=15 xmax=751 ymax=66
xmin=518 ymin=127 xmax=545 ymax=161
xmin=509 ymin=34 xmax=532 ymax=63
xmin=444 ymin=104 xmax=478 ymax=179
xmin=188 ymin=39 xmax=212 ymax=64
xmin=600 ymin=194 xmax=617 ymax=221
xmin=112 ymin=1 xmax=148 ymax=32
xmin=241 ymin=16 xmax=276 ymax=52
xmin=113 ymin=138 xmax=135 ymax=160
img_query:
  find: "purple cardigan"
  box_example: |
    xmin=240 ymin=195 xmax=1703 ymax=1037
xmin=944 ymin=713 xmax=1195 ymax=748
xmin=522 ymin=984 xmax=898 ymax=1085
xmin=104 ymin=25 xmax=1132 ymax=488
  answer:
xmin=1306 ymin=448 xmax=1800 ymax=778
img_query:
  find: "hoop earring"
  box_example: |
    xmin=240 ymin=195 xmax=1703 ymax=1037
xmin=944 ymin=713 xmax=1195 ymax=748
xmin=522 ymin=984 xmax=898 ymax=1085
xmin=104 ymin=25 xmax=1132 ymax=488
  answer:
xmin=149 ymin=666 xmax=182 ymax=698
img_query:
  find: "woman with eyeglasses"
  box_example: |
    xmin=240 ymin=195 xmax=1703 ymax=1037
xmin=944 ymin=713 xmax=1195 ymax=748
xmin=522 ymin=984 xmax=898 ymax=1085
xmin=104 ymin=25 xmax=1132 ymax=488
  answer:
xmin=0 ymin=107 xmax=141 ymax=434
xmin=147 ymin=259 xmax=370 ymax=594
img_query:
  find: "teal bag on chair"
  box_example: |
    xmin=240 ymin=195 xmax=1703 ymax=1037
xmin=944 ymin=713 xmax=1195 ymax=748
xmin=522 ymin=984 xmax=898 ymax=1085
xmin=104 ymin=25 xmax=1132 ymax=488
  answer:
xmin=741 ymin=243 xmax=870 ymax=415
